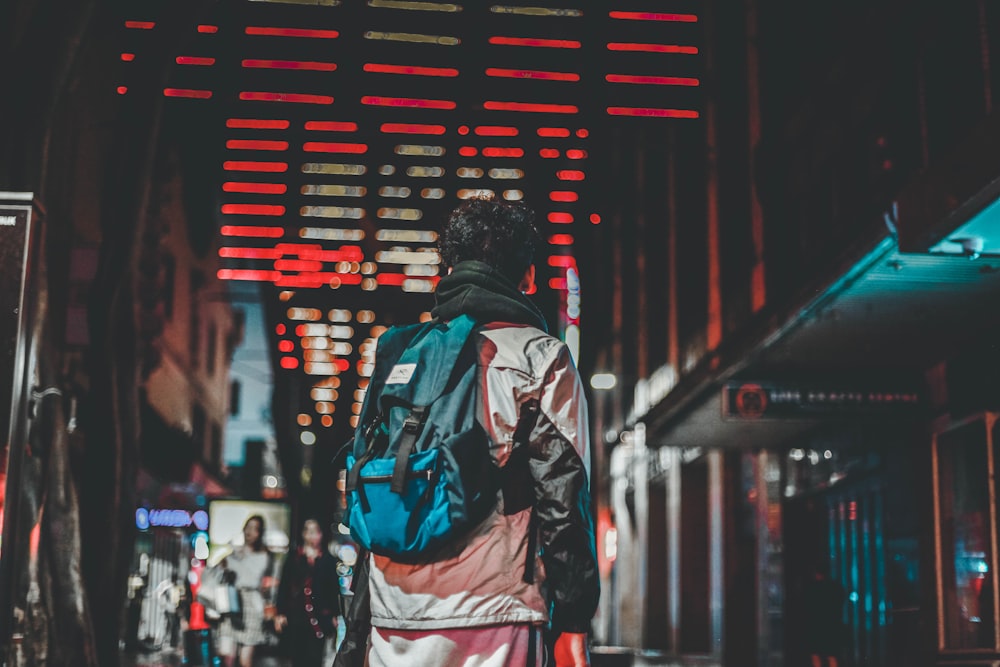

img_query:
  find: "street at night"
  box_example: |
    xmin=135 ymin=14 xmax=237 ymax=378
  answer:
xmin=2 ymin=1 xmax=1000 ymax=666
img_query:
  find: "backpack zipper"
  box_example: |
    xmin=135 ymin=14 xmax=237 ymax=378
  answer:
xmin=360 ymin=469 xmax=433 ymax=484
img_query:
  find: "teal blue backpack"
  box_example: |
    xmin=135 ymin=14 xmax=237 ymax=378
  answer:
xmin=344 ymin=315 xmax=535 ymax=563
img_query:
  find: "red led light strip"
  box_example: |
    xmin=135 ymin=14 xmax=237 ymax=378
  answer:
xmin=550 ymin=192 xmax=579 ymax=202
xmin=198 ymin=25 xmax=218 ymax=34
xmin=305 ymin=121 xmax=358 ymax=132
xmin=245 ymin=26 xmax=340 ymax=38
xmin=176 ymin=56 xmax=216 ymax=66
xmin=226 ymin=140 xmax=289 ymax=151
xmin=125 ymin=20 xmax=155 ymax=29
xmin=243 ymin=59 xmax=337 ymax=71
xmin=556 ymin=170 xmax=585 ymax=181
xmin=459 ymin=147 xmax=477 ymax=156
xmin=607 ymin=107 xmax=700 ymax=118
xmin=489 ymin=36 xmax=580 ymax=49
xmin=482 ymin=147 xmax=524 ymax=158
xmin=548 ymin=255 xmax=577 ymax=267
xmin=227 ymin=119 xmax=290 ymax=129
xmin=222 ymin=182 xmax=287 ymax=194
xmin=303 ymin=142 xmax=368 ymax=153
xmin=609 ymin=11 xmax=697 ymax=22
xmin=362 ymin=96 xmax=456 ymax=110
xmin=221 ymin=204 xmax=286 ymax=216
xmin=484 ymin=101 xmax=578 ymax=113
xmin=606 ymin=74 xmax=700 ymax=86
xmin=548 ymin=212 xmax=573 ymax=224
xmin=485 ymin=68 xmax=580 ymax=82
xmin=607 ymin=42 xmax=698 ymax=54
xmin=220 ymin=226 xmax=284 ymax=238
xmin=549 ymin=234 xmax=574 ymax=245
xmin=223 ymin=161 xmax=289 ymax=172
xmin=381 ymin=123 xmax=447 ymax=135
xmin=364 ymin=63 xmax=459 ymax=77
xmin=475 ymin=126 xmax=518 ymax=136
xmin=164 ymin=88 xmax=212 ymax=99
xmin=240 ymin=92 xmax=334 ymax=104
xmin=121 ymin=53 xmax=136 ymax=62
xmin=219 ymin=269 xmax=282 ymax=281
xmin=537 ymin=127 xmax=569 ymax=137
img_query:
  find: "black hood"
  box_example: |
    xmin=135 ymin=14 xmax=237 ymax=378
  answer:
xmin=432 ymin=260 xmax=548 ymax=332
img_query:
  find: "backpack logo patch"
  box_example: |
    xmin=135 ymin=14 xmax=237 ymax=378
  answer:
xmin=385 ymin=363 xmax=417 ymax=385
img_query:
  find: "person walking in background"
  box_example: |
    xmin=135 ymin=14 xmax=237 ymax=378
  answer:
xmin=214 ymin=514 xmax=276 ymax=667
xmin=335 ymin=196 xmax=600 ymax=667
xmin=274 ymin=518 xmax=341 ymax=667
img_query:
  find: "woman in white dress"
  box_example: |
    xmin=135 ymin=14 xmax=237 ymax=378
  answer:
xmin=216 ymin=515 xmax=275 ymax=667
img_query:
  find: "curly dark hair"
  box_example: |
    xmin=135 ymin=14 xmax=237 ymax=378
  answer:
xmin=438 ymin=196 xmax=541 ymax=284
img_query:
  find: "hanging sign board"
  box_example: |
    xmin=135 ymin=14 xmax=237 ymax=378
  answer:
xmin=722 ymin=382 xmax=922 ymax=420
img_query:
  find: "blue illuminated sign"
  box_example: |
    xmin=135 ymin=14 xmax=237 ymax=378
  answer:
xmin=135 ymin=508 xmax=150 ymax=531
xmin=135 ymin=508 xmax=210 ymax=529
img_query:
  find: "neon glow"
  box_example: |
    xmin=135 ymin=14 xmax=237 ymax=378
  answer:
xmin=223 ymin=161 xmax=289 ymax=172
xmin=226 ymin=140 xmax=289 ymax=151
xmin=557 ymin=170 xmax=585 ymax=180
xmin=607 ymin=42 xmax=698 ymax=54
xmin=121 ymin=53 xmax=136 ymax=62
xmin=221 ymin=204 xmax=286 ymax=216
xmin=275 ymin=259 xmax=324 ymax=272
xmin=459 ymin=146 xmax=477 ymax=156
xmin=223 ymin=182 xmax=287 ymax=194
xmin=218 ymin=269 xmax=281 ymax=281
xmin=566 ymin=149 xmax=587 ymax=159
xmin=125 ymin=20 xmax=155 ymax=29
xmin=240 ymin=92 xmax=334 ymax=104
xmin=488 ymin=36 xmax=581 ymax=48
xmin=485 ymin=68 xmax=580 ymax=82
xmin=548 ymin=255 xmax=577 ymax=267
xmin=227 ymin=119 xmax=290 ymax=129
xmin=176 ymin=56 xmax=216 ymax=66
xmin=243 ymin=59 xmax=337 ymax=71
xmin=246 ymin=26 xmax=340 ymax=38
xmin=164 ymin=88 xmax=212 ymax=99
xmin=606 ymin=74 xmax=700 ymax=86
xmin=549 ymin=234 xmax=574 ymax=245
xmin=537 ymin=127 xmax=569 ymax=137
xmin=484 ymin=101 xmax=578 ymax=113
xmin=117 ymin=86 xmax=128 ymax=95
xmin=590 ymin=213 xmax=601 ymax=224
xmin=303 ymin=142 xmax=368 ymax=153
xmin=550 ymin=191 xmax=579 ymax=202
xmin=482 ymin=147 xmax=524 ymax=158
xmin=364 ymin=63 xmax=459 ymax=77
xmin=539 ymin=149 xmax=560 ymax=158
xmin=548 ymin=212 xmax=573 ymax=223
xmin=548 ymin=278 xmax=567 ymax=290
xmin=197 ymin=25 xmax=218 ymax=33
xmin=381 ymin=123 xmax=447 ymax=135
xmin=305 ymin=121 xmax=358 ymax=132
xmin=219 ymin=247 xmax=282 ymax=259
xmin=607 ymin=107 xmax=700 ymax=118
xmin=280 ymin=357 xmax=299 ymax=369
xmin=609 ymin=11 xmax=697 ymax=22
xmin=361 ymin=96 xmax=456 ymax=109
xmin=278 ymin=340 xmax=295 ymax=352
xmin=475 ymin=126 xmax=519 ymax=136
xmin=220 ymin=225 xmax=284 ymax=237
xmin=576 ymin=129 xmax=589 ymax=137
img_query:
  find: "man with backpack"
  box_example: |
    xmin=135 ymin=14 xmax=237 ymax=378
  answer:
xmin=335 ymin=196 xmax=599 ymax=667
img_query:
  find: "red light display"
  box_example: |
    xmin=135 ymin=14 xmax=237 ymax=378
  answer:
xmin=475 ymin=126 xmax=519 ymax=137
xmin=482 ymin=147 xmax=524 ymax=158
xmin=539 ymin=148 xmax=560 ymax=158
xmin=227 ymin=119 xmax=290 ymax=129
xmin=245 ymin=26 xmax=340 ymax=39
xmin=566 ymin=149 xmax=587 ymax=159
xmin=222 ymin=182 xmax=287 ymax=194
xmin=364 ymin=63 xmax=459 ymax=77
xmin=221 ymin=204 xmax=286 ymax=216
xmin=549 ymin=234 xmax=574 ymax=245
xmin=459 ymin=146 xmax=478 ymax=156
xmin=280 ymin=357 xmax=299 ymax=369
xmin=606 ymin=74 xmax=700 ymax=86
xmin=549 ymin=192 xmax=579 ymax=202
xmin=607 ymin=107 xmax=700 ymax=118
xmin=121 ymin=53 xmax=136 ymax=62
xmin=197 ymin=25 xmax=218 ymax=33
xmin=484 ymin=101 xmax=578 ymax=114
xmin=557 ymin=170 xmax=585 ymax=181
xmin=361 ymin=96 xmax=457 ymax=110
xmin=608 ymin=11 xmax=697 ymax=22
xmin=164 ymin=88 xmax=212 ymax=99
xmin=220 ymin=226 xmax=284 ymax=238
xmin=305 ymin=121 xmax=358 ymax=132
xmin=537 ymin=127 xmax=569 ymax=137
xmin=488 ymin=36 xmax=581 ymax=49
xmin=548 ymin=255 xmax=577 ymax=267
xmin=218 ymin=269 xmax=281 ymax=281
xmin=226 ymin=140 xmax=289 ymax=151
xmin=240 ymin=92 xmax=334 ymax=104
xmin=219 ymin=247 xmax=282 ymax=259
xmin=117 ymin=86 xmax=128 ymax=95
xmin=223 ymin=161 xmax=289 ymax=172
xmin=125 ymin=20 xmax=155 ymax=29
xmin=548 ymin=212 xmax=574 ymax=223
xmin=302 ymin=142 xmax=368 ymax=154
xmin=278 ymin=340 xmax=295 ymax=353
xmin=243 ymin=59 xmax=337 ymax=71
xmin=607 ymin=42 xmax=698 ymax=54
xmin=485 ymin=68 xmax=580 ymax=82
xmin=176 ymin=56 xmax=215 ymax=66
xmin=380 ymin=123 xmax=447 ymax=135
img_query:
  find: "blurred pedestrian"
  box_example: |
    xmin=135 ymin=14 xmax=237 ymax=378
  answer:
xmin=274 ymin=518 xmax=341 ymax=667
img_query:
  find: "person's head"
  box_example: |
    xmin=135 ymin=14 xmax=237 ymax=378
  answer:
xmin=243 ymin=515 xmax=266 ymax=551
xmin=301 ymin=518 xmax=324 ymax=550
xmin=438 ymin=195 xmax=541 ymax=288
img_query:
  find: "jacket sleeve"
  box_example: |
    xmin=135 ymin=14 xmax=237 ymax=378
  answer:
xmin=528 ymin=343 xmax=600 ymax=634
xmin=333 ymin=550 xmax=371 ymax=667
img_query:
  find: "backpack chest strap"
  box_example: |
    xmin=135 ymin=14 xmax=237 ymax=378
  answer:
xmin=390 ymin=405 xmax=429 ymax=494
